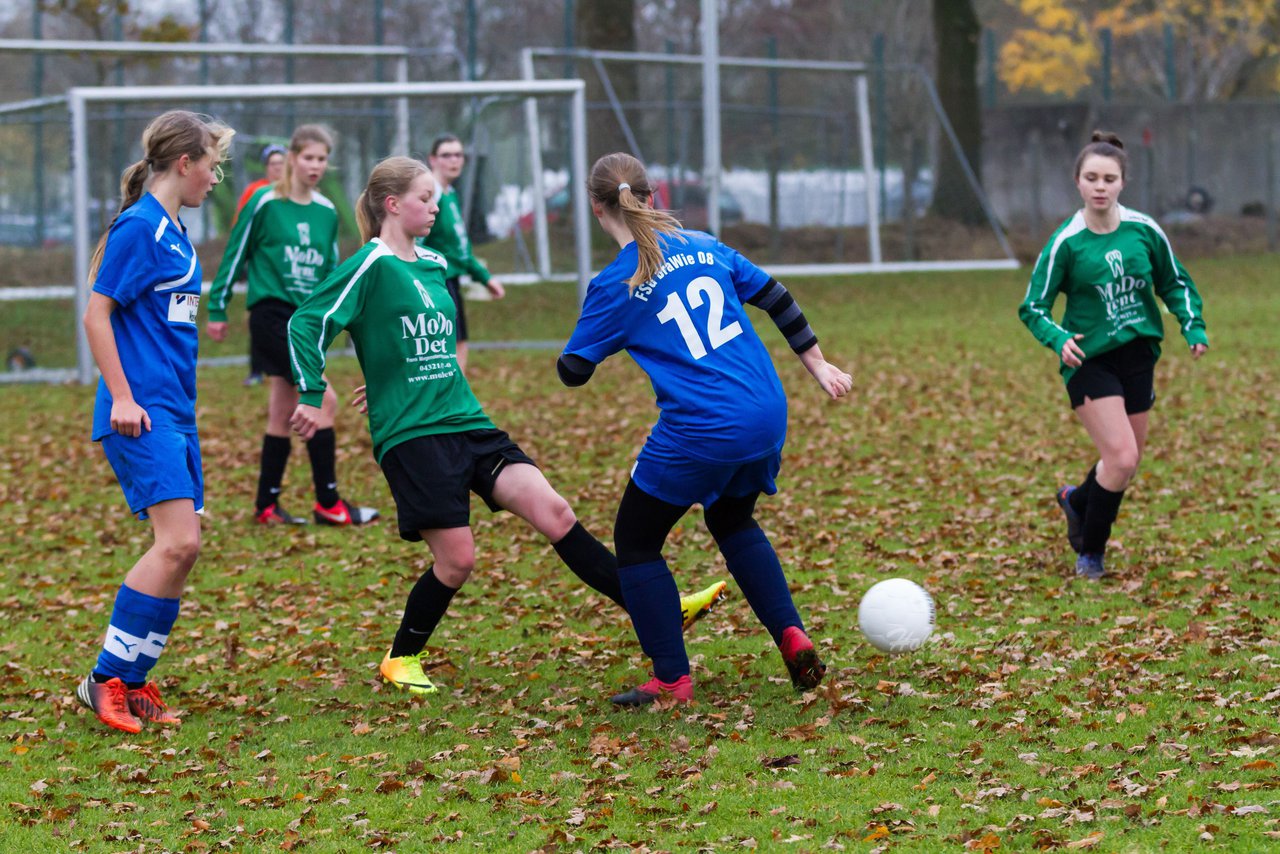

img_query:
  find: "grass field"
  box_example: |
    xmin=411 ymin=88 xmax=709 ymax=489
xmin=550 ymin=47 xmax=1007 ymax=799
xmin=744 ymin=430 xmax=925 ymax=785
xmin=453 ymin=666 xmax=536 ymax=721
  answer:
xmin=1 ymin=255 xmax=1277 ymax=851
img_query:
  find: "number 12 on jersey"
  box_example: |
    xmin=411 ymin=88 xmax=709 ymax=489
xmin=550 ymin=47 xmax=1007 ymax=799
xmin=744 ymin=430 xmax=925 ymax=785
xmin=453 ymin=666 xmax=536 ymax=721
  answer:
xmin=655 ymin=276 xmax=743 ymax=360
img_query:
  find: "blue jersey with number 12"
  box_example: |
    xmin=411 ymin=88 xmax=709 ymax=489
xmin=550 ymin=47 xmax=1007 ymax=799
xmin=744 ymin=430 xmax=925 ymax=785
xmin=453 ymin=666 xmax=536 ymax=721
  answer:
xmin=563 ymin=230 xmax=787 ymax=464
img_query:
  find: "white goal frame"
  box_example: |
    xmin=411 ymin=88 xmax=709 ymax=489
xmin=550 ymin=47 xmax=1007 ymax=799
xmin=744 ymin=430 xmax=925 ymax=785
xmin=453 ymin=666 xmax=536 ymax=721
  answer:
xmin=521 ymin=45 xmax=1019 ymax=279
xmin=67 ymin=79 xmax=590 ymax=384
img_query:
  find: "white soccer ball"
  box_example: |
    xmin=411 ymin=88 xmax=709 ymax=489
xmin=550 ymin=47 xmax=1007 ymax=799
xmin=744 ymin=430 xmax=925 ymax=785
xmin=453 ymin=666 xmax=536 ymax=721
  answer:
xmin=858 ymin=578 xmax=935 ymax=654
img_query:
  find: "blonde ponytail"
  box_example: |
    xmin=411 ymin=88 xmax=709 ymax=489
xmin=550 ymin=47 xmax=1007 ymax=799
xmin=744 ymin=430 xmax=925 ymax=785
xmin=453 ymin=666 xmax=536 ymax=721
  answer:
xmin=587 ymin=152 xmax=684 ymax=290
xmin=357 ymin=156 xmax=430 ymax=243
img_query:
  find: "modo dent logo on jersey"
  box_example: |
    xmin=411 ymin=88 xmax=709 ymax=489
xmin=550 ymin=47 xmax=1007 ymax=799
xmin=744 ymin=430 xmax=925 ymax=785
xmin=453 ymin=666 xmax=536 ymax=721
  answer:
xmin=284 ymin=245 xmax=326 ymax=283
xmin=400 ymin=301 xmax=454 ymax=359
xmin=1094 ymin=249 xmax=1148 ymax=320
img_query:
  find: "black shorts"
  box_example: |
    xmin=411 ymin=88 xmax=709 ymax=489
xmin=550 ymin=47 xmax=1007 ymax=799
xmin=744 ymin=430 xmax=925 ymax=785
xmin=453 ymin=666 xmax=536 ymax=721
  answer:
xmin=445 ymin=277 xmax=469 ymax=343
xmin=1066 ymin=338 xmax=1157 ymax=413
xmin=379 ymin=429 xmax=537 ymax=541
xmin=248 ymin=298 xmax=298 ymax=378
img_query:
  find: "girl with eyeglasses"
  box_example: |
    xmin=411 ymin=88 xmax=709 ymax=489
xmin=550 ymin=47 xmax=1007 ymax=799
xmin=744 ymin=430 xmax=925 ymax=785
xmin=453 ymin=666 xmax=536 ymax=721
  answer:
xmin=420 ymin=134 xmax=505 ymax=373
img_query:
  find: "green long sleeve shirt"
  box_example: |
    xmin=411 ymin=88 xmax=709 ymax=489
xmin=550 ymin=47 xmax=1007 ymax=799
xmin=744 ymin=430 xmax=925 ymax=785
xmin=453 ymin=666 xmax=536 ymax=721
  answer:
xmin=207 ymin=186 xmax=340 ymax=322
xmin=287 ymin=239 xmax=493 ymax=463
xmin=1018 ymin=206 xmax=1208 ymax=383
xmin=419 ymin=181 xmax=491 ymax=284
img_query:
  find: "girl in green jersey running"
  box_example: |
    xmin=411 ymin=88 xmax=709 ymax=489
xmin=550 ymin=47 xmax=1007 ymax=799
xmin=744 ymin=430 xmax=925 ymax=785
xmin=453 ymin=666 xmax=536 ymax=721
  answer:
xmin=286 ymin=157 xmax=726 ymax=695
xmin=1019 ymin=131 xmax=1208 ymax=580
xmin=207 ymin=125 xmax=376 ymax=529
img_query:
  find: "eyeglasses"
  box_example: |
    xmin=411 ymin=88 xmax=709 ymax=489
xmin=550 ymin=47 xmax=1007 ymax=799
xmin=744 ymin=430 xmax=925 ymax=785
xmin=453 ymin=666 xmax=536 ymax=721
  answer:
xmin=435 ymin=151 xmax=465 ymax=159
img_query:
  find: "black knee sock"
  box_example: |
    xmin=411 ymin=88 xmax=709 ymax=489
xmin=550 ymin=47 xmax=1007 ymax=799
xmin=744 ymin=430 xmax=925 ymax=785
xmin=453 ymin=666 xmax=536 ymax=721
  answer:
xmin=551 ymin=522 xmax=626 ymax=610
xmin=256 ymin=435 xmax=292 ymax=512
xmin=306 ymin=427 xmax=340 ymax=508
xmin=1081 ymin=481 xmax=1124 ymax=555
xmin=390 ymin=566 xmax=458 ymax=658
xmin=1069 ymin=465 xmax=1096 ymax=516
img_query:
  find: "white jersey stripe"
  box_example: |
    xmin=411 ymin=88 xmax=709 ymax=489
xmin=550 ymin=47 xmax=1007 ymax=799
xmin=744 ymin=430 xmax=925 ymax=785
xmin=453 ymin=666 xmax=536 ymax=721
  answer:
xmin=1120 ymin=205 xmax=1198 ymax=330
xmin=1020 ymin=211 xmax=1085 ymax=342
xmin=154 ymin=216 xmax=169 ymax=242
xmin=213 ymin=189 xmax=278 ymax=311
xmin=1037 ymin=211 xmax=1086 ymax=301
xmin=288 ymin=240 xmax=394 ymax=392
xmin=155 ymin=253 xmax=198 ymax=292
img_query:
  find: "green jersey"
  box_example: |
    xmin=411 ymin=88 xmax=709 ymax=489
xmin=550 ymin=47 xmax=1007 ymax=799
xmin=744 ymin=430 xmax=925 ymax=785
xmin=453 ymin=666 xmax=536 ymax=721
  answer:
xmin=1018 ymin=205 xmax=1208 ymax=383
xmin=419 ymin=180 xmax=491 ymax=284
xmin=207 ymin=185 xmax=340 ymax=322
xmin=288 ymin=239 xmax=494 ymax=462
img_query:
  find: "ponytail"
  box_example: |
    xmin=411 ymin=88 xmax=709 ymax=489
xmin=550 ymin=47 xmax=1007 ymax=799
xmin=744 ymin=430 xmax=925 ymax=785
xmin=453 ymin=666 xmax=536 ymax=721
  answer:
xmin=587 ymin=152 xmax=684 ymax=290
xmin=88 ymin=110 xmax=233 ymax=283
xmin=356 ymin=156 xmax=430 ymax=243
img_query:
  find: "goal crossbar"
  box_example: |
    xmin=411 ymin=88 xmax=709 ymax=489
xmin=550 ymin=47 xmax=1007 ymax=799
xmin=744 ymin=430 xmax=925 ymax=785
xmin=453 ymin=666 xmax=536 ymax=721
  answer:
xmin=68 ymin=79 xmax=590 ymax=384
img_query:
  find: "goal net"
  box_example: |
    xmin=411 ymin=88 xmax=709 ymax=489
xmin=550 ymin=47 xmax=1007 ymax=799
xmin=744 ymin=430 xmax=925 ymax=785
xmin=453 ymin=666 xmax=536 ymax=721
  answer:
xmin=2 ymin=78 xmax=590 ymax=384
xmin=521 ymin=47 xmax=1018 ymax=278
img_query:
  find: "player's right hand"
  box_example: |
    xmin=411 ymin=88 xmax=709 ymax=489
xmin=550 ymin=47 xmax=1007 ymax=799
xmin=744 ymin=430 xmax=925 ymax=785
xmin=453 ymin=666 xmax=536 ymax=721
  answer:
xmin=205 ymin=321 xmax=229 ymax=342
xmin=289 ymin=403 xmax=323 ymax=440
xmin=111 ymin=399 xmax=151 ymax=438
xmin=812 ymin=361 xmax=853 ymax=399
xmin=1060 ymin=334 xmax=1086 ymax=368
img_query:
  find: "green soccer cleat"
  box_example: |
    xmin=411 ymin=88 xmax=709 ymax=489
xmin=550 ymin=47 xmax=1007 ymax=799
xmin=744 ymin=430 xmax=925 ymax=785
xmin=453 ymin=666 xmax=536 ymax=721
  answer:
xmin=379 ymin=650 xmax=438 ymax=694
xmin=679 ymin=580 xmax=728 ymax=632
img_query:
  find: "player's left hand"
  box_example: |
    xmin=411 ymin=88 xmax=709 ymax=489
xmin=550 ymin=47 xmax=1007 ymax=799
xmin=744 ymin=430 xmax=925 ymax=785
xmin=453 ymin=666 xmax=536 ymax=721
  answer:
xmin=351 ymin=384 xmax=369 ymax=414
xmin=486 ymin=278 xmax=506 ymax=300
xmin=289 ymin=403 xmax=323 ymax=440
xmin=1190 ymin=343 xmax=1208 ymax=360
xmin=810 ymin=361 xmax=853 ymax=399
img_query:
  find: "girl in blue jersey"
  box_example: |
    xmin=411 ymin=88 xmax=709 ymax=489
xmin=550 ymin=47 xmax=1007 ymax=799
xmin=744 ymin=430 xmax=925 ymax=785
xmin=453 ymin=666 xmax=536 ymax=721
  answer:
xmin=78 ymin=110 xmax=234 ymax=733
xmin=559 ymin=153 xmax=853 ymax=705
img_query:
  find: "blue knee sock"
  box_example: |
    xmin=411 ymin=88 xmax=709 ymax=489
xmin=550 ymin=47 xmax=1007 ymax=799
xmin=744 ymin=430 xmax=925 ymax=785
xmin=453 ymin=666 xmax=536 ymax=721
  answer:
xmin=94 ymin=585 xmax=176 ymax=684
xmin=719 ymin=526 xmax=803 ymax=646
xmin=617 ymin=560 xmax=688 ymax=683
xmin=128 ymin=595 xmax=180 ymax=685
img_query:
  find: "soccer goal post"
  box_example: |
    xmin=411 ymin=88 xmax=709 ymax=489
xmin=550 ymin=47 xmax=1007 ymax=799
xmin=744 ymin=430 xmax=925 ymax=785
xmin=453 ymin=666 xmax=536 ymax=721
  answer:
xmin=522 ymin=46 xmax=1019 ymax=278
xmin=67 ymin=79 xmax=591 ymax=385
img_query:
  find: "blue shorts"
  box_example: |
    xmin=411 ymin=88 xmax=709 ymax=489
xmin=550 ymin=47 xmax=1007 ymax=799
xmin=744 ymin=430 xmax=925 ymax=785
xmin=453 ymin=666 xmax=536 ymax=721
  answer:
xmin=100 ymin=428 xmax=204 ymax=520
xmin=631 ymin=442 xmax=781 ymax=508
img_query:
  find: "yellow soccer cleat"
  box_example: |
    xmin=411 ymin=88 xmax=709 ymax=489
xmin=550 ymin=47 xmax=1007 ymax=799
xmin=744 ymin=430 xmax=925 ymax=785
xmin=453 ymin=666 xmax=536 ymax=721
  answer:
xmin=679 ymin=580 xmax=728 ymax=632
xmin=379 ymin=650 xmax=438 ymax=694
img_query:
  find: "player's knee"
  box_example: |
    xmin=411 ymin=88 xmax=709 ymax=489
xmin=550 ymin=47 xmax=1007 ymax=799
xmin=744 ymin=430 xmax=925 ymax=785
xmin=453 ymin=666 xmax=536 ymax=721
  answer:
xmin=543 ymin=495 xmax=577 ymax=541
xmin=159 ymin=533 xmax=200 ymax=573
xmin=1110 ymin=448 xmax=1140 ymax=483
xmin=435 ymin=554 xmax=475 ymax=588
